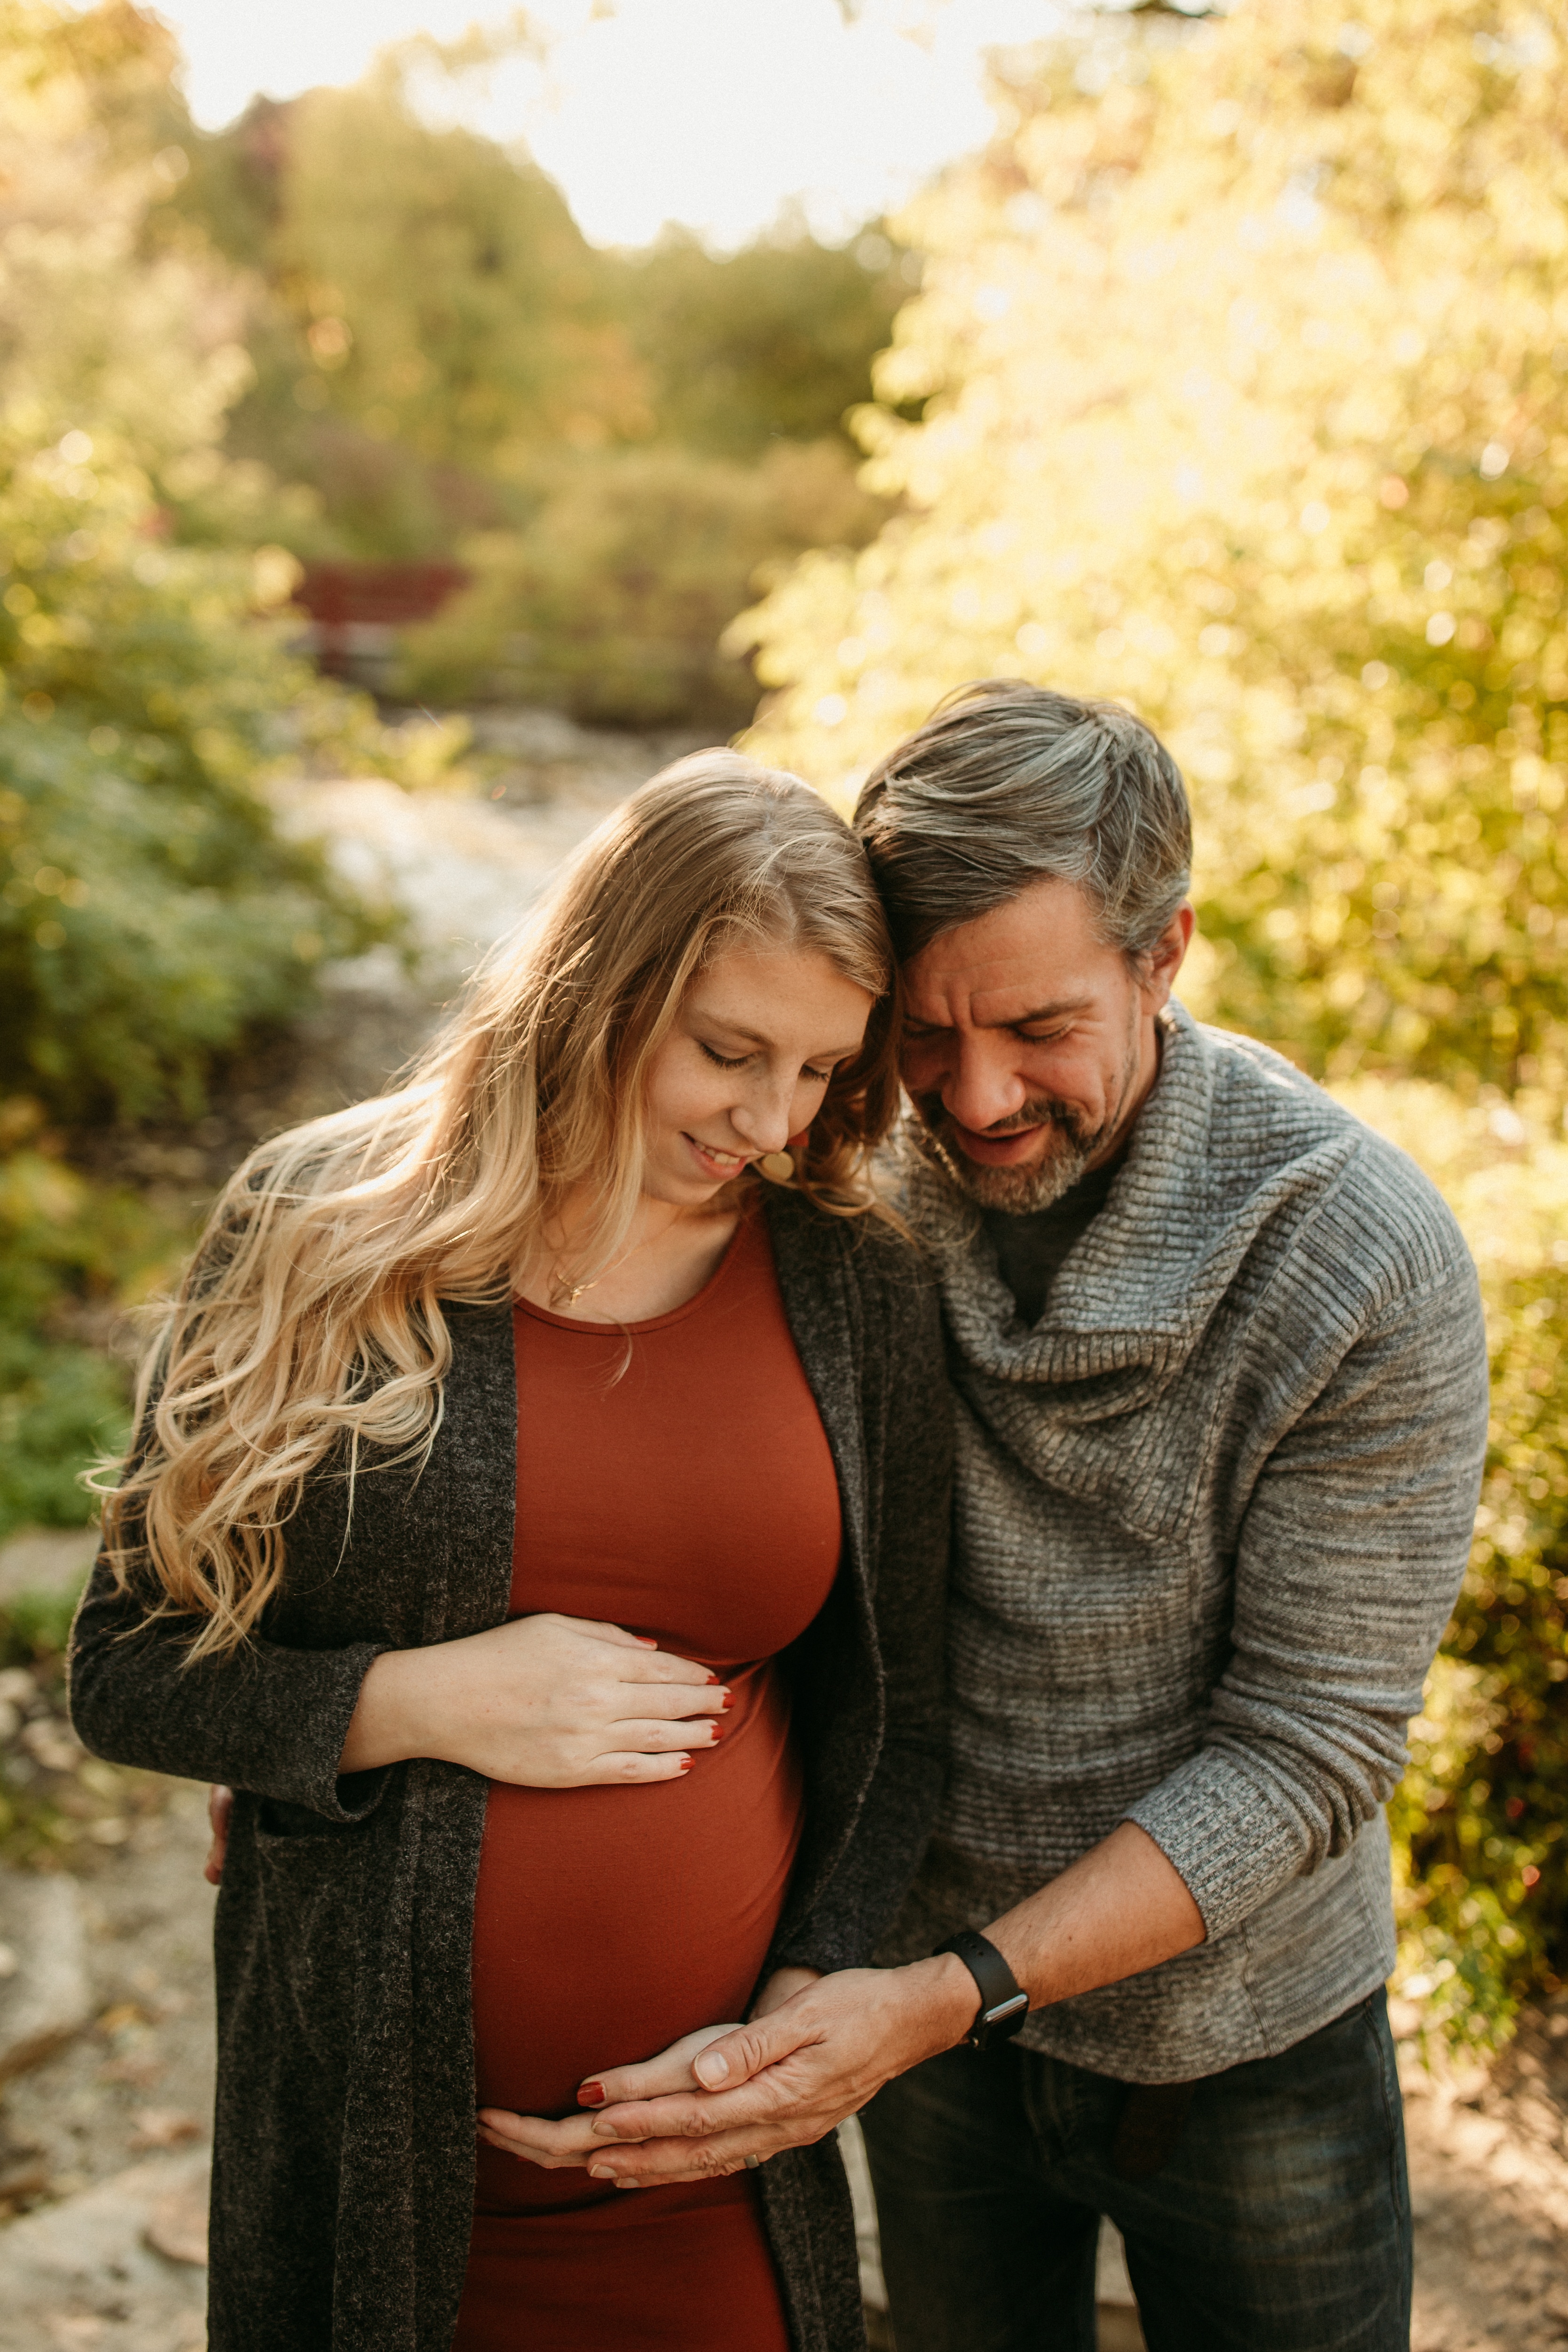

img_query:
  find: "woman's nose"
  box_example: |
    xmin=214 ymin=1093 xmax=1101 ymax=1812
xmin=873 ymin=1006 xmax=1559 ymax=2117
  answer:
xmin=729 ymin=1085 xmax=793 ymax=1152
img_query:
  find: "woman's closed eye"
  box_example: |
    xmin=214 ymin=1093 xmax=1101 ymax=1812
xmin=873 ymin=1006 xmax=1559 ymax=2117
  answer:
xmin=698 ymin=1041 xmax=836 ymax=1084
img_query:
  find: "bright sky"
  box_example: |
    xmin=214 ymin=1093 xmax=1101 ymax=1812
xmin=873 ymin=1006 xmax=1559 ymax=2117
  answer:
xmin=151 ymin=0 xmax=1077 ymax=248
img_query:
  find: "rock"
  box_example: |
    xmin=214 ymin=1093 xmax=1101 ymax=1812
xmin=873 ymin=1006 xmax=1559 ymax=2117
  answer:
xmin=0 ymin=2151 xmax=208 ymax=2350
xmin=127 ymin=2110 xmax=201 ymax=2154
xmin=0 ymin=1874 xmax=92 ymax=2083
xmin=144 ymin=2178 xmax=207 ymax=2267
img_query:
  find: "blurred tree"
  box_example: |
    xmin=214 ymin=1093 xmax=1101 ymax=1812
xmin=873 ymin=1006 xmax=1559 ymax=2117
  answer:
xmin=738 ymin=0 xmax=1568 ymax=2044
xmin=0 ymin=9 xmax=384 ymax=1120
xmin=611 ymin=224 xmax=912 ymax=461
xmin=0 ymin=2 xmax=413 ymax=1525
xmin=401 ymin=439 xmax=885 ymax=726
xmin=170 ymin=59 xmax=642 ymax=561
xmin=167 ymin=56 xmax=907 ymax=573
xmin=270 ymin=70 xmax=646 ymax=472
xmin=739 ymin=0 xmax=1568 ymax=1096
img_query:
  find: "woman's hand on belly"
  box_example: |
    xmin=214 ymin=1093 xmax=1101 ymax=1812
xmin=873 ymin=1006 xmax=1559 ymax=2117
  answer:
xmin=477 ymin=2024 xmax=742 ymax=2172
xmin=339 ymin=1613 xmax=729 ymax=1785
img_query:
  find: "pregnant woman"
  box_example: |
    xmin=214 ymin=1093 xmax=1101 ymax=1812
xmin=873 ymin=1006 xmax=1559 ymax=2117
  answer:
xmin=70 ymin=753 xmax=952 ymax=2352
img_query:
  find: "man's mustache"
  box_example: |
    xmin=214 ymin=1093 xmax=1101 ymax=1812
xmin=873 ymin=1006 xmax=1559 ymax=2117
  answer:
xmin=911 ymin=1092 xmax=1095 ymax=1146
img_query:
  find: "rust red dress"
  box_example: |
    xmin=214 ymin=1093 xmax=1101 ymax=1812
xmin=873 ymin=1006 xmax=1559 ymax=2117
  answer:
xmin=454 ymin=1207 xmax=842 ymax=2351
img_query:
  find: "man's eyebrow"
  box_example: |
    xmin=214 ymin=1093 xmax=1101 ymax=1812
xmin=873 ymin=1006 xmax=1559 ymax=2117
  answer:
xmin=905 ymin=997 xmax=1093 ymax=1029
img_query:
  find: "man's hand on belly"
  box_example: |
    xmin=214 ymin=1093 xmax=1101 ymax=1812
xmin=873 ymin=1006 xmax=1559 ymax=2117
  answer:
xmin=478 ymin=2022 xmax=747 ymax=2170
xmin=566 ymin=1960 xmax=977 ymax=2186
xmin=574 ymin=1825 xmax=1207 ymax=2183
xmin=475 ymin=1971 xmax=824 ymax=2175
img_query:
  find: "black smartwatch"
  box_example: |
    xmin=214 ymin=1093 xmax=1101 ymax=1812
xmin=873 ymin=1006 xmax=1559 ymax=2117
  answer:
xmin=934 ymin=1930 xmax=1030 ymax=2050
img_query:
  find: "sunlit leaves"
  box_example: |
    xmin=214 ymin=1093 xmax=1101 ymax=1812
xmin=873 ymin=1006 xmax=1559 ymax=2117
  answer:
xmin=742 ymin=0 xmax=1568 ymax=1091
xmin=739 ymin=0 xmax=1568 ymax=2043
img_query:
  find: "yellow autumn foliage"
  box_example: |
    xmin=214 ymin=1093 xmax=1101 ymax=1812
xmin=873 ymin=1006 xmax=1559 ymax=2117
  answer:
xmin=739 ymin=0 xmax=1568 ymax=2042
xmin=739 ymin=0 xmax=1568 ymax=1096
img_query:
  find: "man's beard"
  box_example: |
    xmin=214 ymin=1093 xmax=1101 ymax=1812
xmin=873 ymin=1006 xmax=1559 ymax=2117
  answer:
xmin=908 ymin=1036 xmax=1140 ymax=1215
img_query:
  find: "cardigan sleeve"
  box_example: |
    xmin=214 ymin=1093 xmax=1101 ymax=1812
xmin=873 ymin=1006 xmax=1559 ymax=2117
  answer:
xmin=1125 ymin=1239 xmax=1490 ymax=1942
xmin=69 ymin=1554 xmax=393 ymax=1823
xmin=69 ymin=1357 xmax=392 ymax=1821
xmin=772 ymin=1227 xmax=953 ymax=1973
xmin=68 ymin=1201 xmax=399 ymax=1822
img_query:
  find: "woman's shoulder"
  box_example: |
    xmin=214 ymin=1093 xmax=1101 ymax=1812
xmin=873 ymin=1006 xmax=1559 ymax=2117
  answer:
xmin=759 ymin=1184 xmax=938 ymax=1328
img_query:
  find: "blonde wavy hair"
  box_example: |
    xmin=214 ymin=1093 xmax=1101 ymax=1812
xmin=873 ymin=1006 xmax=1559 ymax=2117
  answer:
xmin=97 ymin=752 xmax=900 ymax=1661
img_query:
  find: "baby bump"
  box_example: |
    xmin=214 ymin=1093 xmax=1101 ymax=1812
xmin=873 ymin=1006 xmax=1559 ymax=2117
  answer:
xmin=470 ymin=1665 xmax=802 ymax=2211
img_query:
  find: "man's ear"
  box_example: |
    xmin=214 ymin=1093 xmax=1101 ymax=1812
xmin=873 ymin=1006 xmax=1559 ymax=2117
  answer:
xmin=1140 ymin=904 xmax=1195 ymax=1011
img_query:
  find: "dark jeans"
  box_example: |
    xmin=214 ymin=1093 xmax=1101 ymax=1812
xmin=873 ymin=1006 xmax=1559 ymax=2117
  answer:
xmin=860 ymin=1991 xmax=1411 ymax=2352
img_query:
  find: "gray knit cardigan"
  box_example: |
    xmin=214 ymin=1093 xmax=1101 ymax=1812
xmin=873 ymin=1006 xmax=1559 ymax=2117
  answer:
xmin=879 ymin=1002 xmax=1491 ymax=2081
xmin=69 ymin=1189 xmax=952 ymax=2352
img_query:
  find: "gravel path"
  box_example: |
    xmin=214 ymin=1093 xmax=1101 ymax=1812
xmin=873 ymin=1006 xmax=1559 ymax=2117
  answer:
xmin=3 ymin=722 xmax=1562 ymax=2350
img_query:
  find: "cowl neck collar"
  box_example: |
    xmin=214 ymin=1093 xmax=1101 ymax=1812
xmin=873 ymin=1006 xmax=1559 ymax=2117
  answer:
xmin=902 ymin=999 xmax=1356 ymax=1424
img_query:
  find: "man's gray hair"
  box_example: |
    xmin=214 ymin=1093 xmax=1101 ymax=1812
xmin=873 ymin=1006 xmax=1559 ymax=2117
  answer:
xmin=852 ymin=679 xmax=1193 ymax=963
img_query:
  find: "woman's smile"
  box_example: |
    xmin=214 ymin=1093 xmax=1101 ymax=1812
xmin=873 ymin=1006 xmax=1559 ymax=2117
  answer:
xmin=683 ymin=1133 xmax=754 ymax=1180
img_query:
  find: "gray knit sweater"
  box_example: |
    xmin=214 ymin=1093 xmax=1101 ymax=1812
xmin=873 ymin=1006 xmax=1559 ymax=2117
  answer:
xmin=878 ymin=1001 xmax=1490 ymax=2082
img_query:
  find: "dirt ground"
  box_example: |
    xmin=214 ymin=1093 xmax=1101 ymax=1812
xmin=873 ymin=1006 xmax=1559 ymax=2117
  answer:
xmin=4 ymin=731 xmax=1564 ymax=2348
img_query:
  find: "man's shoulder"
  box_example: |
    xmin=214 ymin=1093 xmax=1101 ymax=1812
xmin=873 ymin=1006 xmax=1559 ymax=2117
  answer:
xmin=1190 ymin=1015 xmax=1474 ymax=1309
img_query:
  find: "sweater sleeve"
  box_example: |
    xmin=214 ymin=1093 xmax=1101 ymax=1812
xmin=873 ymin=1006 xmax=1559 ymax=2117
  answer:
xmin=773 ymin=1236 xmax=953 ymax=1973
xmin=1125 ymin=1245 xmax=1490 ymax=1942
xmin=69 ymin=1553 xmax=392 ymax=1825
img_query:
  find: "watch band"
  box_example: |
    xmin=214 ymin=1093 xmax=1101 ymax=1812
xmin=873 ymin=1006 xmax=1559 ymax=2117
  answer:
xmin=934 ymin=1930 xmax=1029 ymax=2050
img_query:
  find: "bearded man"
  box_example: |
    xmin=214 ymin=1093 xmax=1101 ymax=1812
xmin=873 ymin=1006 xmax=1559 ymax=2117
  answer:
xmin=510 ymin=683 xmax=1491 ymax=2352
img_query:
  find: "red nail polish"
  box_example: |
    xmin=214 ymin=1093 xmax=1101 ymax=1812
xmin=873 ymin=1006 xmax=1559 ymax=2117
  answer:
xmin=709 ymin=1724 xmax=725 ymax=1742
xmin=679 ymin=1757 xmax=693 ymax=1772
xmin=706 ymin=1673 xmax=721 ymax=1684
xmin=721 ymin=1690 xmax=735 ymax=1711
xmin=579 ymin=2082 xmax=606 ymax=2107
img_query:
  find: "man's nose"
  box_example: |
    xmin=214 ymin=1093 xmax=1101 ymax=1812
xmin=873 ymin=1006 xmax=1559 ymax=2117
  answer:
xmin=937 ymin=1041 xmax=1029 ymax=1135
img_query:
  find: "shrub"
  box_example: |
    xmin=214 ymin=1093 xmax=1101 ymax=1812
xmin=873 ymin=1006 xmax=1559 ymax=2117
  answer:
xmin=399 ymin=440 xmax=885 ymax=728
xmin=0 ymin=1107 xmax=184 ymax=1538
xmin=1338 ymin=1081 xmax=1568 ymax=2045
xmin=0 ymin=462 xmax=386 ymax=1123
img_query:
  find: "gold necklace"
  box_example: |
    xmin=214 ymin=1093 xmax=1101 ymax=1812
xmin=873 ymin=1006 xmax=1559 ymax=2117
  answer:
xmin=550 ymin=1228 xmax=656 ymax=1309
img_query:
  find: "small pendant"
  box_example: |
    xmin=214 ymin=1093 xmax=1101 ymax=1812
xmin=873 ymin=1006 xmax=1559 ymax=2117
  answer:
xmin=758 ymin=1151 xmax=795 ymax=1184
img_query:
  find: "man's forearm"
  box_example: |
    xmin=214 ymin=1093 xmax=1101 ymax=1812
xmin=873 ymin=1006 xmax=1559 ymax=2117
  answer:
xmin=573 ymin=1820 xmax=1207 ymax=2185
xmin=982 ymin=1820 xmax=1206 ymax=2012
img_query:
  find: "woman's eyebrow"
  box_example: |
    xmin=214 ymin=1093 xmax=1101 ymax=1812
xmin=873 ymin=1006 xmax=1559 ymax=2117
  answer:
xmin=700 ymin=1020 xmax=861 ymax=1060
xmin=699 ymin=1020 xmax=771 ymax=1046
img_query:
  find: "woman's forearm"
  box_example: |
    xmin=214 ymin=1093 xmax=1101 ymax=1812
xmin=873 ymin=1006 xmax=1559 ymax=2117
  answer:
xmin=335 ymin=1615 xmax=726 ymax=1785
xmin=339 ymin=1647 xmax=441 ymax=1773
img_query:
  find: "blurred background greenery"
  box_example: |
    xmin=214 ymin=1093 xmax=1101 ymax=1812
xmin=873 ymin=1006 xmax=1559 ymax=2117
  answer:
xmin=0 ymin=0 xmax=1563 ymax=2057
